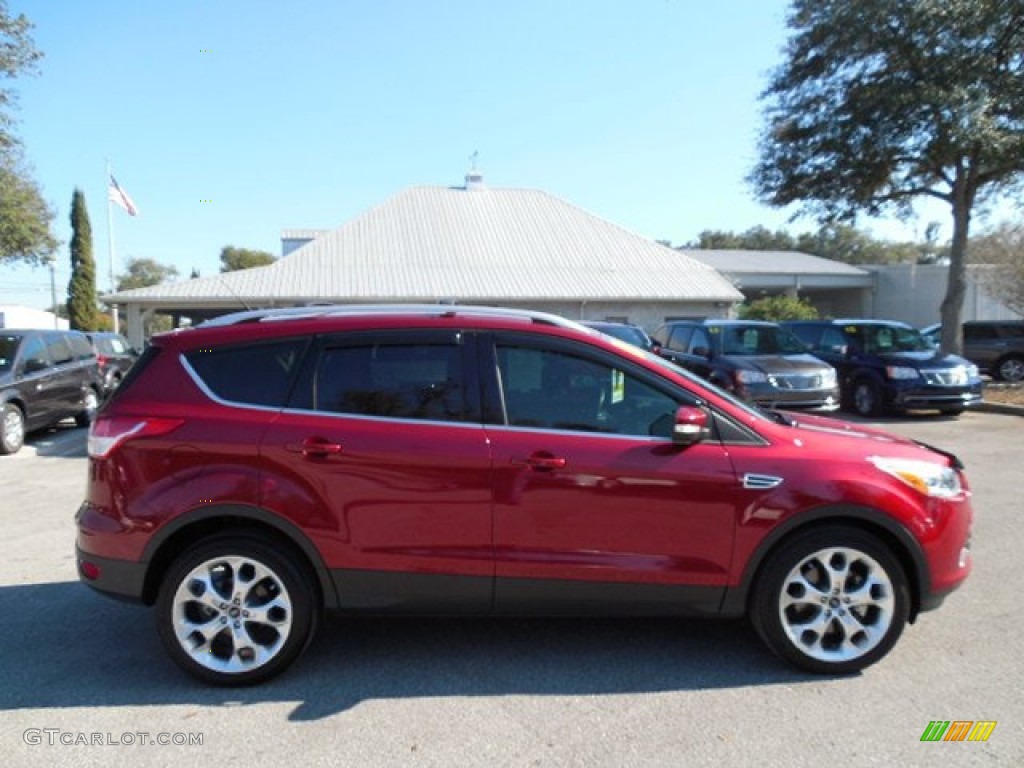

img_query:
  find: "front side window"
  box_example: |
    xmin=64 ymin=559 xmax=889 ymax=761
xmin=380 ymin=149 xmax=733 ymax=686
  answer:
xmin=314 ymin=340 xmax=467 ymax=422
xmin=496 ymin=344 xmax=680 ymax=438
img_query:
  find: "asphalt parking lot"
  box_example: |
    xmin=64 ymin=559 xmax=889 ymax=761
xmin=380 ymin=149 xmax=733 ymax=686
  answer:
xmin=2 ymin=412 xmax=1022 ymax=767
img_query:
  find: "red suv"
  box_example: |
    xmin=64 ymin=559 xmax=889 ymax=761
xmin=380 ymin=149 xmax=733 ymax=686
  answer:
xmin=76 ymin=306 xmax=973 ymax=685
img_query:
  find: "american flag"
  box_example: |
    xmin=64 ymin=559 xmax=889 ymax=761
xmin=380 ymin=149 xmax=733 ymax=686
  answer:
xmin=108 ymin=175 xmax=139 ymax=216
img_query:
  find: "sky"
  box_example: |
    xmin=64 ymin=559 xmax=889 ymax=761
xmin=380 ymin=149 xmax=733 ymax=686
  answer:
xmin=1 ymin=0 xmax=962 ymax=310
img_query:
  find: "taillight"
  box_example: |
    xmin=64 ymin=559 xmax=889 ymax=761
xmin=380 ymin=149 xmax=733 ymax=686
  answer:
xmin=88 ymin=416 xmax=184 ymax=458
xmin=96 ymin=354 xmax=109 ymax=368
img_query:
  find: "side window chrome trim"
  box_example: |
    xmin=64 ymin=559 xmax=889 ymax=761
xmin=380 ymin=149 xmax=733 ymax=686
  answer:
xmin=278 ymin=406 xmax=487 ymax=431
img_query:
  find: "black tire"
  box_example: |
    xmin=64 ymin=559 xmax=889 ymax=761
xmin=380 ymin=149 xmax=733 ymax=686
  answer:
xmin=155 ymin=534 xmax=318 ymax=686
xmin=995 ymin=355 xmax=1024 ymax=383
xmin=849 ymin=379 xmax=882 ymax=417
xmin=74 ymin=387 xmax=100 ymax=428
xmin=750 ymin=525 xmax=910 ymax=675
xmin=1 ymin=403 xmax=26 ymax=455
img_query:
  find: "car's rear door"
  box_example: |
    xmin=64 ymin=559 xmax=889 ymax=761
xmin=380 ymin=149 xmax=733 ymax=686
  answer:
xmin=262 ymin=329 xmax=494 ymax=612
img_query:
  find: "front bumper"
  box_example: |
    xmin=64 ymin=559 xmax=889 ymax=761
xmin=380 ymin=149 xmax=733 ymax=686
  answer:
xmin=887 ymin=383 xmax=984 ymax=411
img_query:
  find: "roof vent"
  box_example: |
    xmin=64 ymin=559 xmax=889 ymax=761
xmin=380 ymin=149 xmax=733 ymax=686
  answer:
xmin=465 ymin=151 xmax=485 ymax=190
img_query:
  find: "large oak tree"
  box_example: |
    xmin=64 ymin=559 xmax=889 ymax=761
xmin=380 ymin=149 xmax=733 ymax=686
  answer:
xmin=0 ymin=1 xmax=54 ymax=264
xmin=752 ymin=0 xmax=1024 ymax=353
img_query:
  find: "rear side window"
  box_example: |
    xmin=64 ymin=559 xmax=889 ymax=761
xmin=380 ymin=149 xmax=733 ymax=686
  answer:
xmin=185 ymin=339 xmax=308 ymax=407
xmin=68 ymin=334 xmax=95 ymax=361
xmin=313 ymin=340 xmax=467 ymax=422
xmin=45 ymin=334 xmax=73 ymax=365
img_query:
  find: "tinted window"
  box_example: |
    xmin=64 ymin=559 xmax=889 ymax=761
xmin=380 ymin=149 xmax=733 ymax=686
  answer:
xmin=686 ymin=327 xmax=711 ymax=355
xmin=314 ymin=341 xmax=466 ymax=421
xmin=667 ymin=325 xmax=693 ymax=350
xmin=68 ymin=334 xmax=95 ymax=361
xmin=860 ymin=324 xmax=930 ymax=353
xmin=45 ymin=334 xmax=73 ymax=365
xmin=186 ymin=339 xmax=307 ymax=406
xmin=496 ymin=344 xmax=680 ymax=438
xmin=20 ymin=335 xmax=48 ymax=370
xmin=716 ymin=325 xmax=806 ymax=355
xmin=0 ymin=335 xmax=22 ymax=372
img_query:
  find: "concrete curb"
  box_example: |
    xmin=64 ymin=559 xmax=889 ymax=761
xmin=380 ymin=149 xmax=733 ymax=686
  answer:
xmin=974 ymin=402 xmax=1024 ymax=417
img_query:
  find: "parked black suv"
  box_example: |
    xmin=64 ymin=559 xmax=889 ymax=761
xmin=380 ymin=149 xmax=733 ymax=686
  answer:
xmin=784 ymin=320 xmax=983 ymax=417
xmin=650 ymin=320 xmax=839 ymax=410
xmin=86 ymin=331 xmax=140 ymax=395
xmin=0 ymin=329 xmax=103 ymax=454
xmin=963 ymin=321 xmax=1024 ymax=382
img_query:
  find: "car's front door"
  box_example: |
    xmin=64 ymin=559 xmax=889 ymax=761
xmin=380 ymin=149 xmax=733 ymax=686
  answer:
xmin=482 ymin=333 xmax=739 ymax=615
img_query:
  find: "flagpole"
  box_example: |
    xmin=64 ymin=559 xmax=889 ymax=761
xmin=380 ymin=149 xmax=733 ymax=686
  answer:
xmin=106 ymin=158 xmax=120 ymax=334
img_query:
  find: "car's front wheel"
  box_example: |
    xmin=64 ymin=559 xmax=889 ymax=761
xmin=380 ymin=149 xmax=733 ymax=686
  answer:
xmin=156 ymin=534 xmax=318 ymax=685
xmin=849 ymin=380 xmax=882 ymax=417
xmin=1 ymin=403 xmax=26 ymax=455
xmin=996 ymin=355 xmax=1024 ymax=383
xmin=751 ymin=526 xmax=910 ymax=675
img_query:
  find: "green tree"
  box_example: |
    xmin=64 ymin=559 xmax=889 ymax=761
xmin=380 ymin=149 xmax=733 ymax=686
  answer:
xmin=66 ymin=188 xmax=98 ymax=330
xmin=116 ymin=257 xmax=179 ymax=291
xmin=0 ymin=3 xmax=54 ymax=264
xmin=116 ymin=257 xmax=179 ymax=337
xmin=752 ymin=0 xmax=1024 ymax=354
xmin=219 ymin=245 xmax=275 ymax=272
xmin=739 ymin=295 xmax=820 ymax=321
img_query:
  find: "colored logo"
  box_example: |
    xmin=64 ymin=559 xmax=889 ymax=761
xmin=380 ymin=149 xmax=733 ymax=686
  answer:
xmin=920 ymin=721 xmax=996 ymax=742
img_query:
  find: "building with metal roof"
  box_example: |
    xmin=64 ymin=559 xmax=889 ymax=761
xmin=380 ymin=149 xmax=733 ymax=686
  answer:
xmin=105 ymin=176 xmax=744 ymax=345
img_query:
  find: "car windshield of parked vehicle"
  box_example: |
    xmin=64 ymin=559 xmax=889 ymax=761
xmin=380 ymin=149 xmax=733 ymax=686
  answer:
xmin=0 ymin=335 xmax=21 ymax=372
xmin=862 ymin=324 xmax=932 ymax=353
xmin=592 ymin=324 xmax=652 ymax=350
xmin=715 ymin=325 xmax=807 ymax=356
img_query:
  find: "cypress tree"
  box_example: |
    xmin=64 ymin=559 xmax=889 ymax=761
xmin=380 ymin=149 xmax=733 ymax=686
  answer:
xmin=67 ymin=187 xmax=99 ymax=330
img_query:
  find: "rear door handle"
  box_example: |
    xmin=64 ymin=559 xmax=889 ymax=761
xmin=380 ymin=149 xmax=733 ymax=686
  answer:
xmin=512 ymin=451 xmax=567 ymax=471
xmin=287 ymin=437 xmax=343 ymax=457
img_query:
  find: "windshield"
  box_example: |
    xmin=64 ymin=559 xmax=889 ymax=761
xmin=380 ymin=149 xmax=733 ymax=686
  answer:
xmin=0 ymin=336 xmax=22 ymax=373
xmin=861 ymin=324 xmax=932 ymax=353
xmin=593 ymin=324 xmax=652 ymax=350
xmin=715 ymin=324 xmax=807 ymax=356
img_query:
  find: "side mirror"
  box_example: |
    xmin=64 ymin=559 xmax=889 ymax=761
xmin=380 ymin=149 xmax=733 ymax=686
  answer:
xmin=650 ymin=342 xmax=662 ymax=355
xmin=672 ymin=406 xmax=710 ymax=446
xmin=691 ymin=346 xmax=711 ymax=359
xmin=23 ymin=358 xmax=49 ymax=374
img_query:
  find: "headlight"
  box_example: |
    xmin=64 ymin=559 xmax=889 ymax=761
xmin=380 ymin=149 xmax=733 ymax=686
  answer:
xmin=966 ymin=364 xmax=979 ymax=379
xmin=821 ymin=368 xmax=837 ymax=388
xmin=886 ymin=366 xmax=919 ymax=380
xmin=734 ymin=370 xmax=769 ymax=384
xmin=868 ymin=456 xmax=962 ymax=498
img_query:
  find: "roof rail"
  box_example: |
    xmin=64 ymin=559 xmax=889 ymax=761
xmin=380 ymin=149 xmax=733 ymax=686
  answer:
xmin=198 ymin=304 xmax=584 ymax=330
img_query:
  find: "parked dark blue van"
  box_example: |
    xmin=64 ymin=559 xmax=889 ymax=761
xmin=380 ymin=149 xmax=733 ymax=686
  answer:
xmin=784 ymin=319 xmax=983 ymax=417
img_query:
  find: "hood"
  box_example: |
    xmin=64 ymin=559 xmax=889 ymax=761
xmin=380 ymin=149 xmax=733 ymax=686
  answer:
xmin=872 ymin=350 xmax=972 ymax=369
xmin=721 ymin=353 xmax=831 ymax=374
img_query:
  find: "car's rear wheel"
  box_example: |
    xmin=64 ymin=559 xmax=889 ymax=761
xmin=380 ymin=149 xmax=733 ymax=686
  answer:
xmin=74 ymin=388 xmax=100 ymax=428
xmin=1 ymin=403 xmax=26 ymax=455
xmin=996 ymin=355 xmax=1024 ymax=383
xmin=156 ymin=535 xmax=318 ymax=686
xmin=850 ymin=380 xmax=882 ymax=417
xmin=751 ymin=526 xmax=909 ymax=675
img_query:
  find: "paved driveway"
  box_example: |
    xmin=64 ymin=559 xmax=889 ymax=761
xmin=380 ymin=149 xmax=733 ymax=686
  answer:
xmin=1 ymin=414 xmax=1021 ymax=767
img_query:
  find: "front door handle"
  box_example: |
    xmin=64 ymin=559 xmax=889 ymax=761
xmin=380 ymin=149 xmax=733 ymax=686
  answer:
xmin=512 ymin=451 xmax=567 ymax=471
